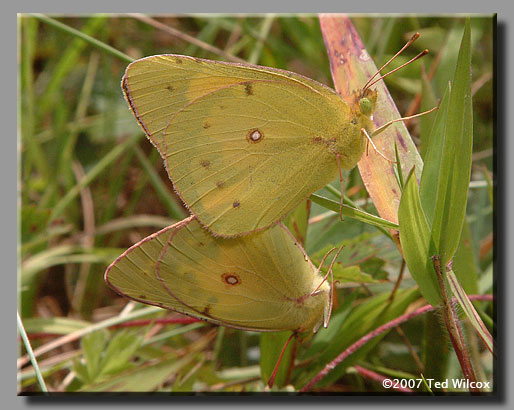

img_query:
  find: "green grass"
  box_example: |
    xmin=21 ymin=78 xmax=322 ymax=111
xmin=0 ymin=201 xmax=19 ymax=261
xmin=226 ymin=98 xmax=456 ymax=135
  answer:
xmin=18 ymin=14 xmax=494 ymax=394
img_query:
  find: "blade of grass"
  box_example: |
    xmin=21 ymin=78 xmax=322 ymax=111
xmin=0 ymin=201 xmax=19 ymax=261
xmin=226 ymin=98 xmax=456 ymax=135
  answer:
xmin=99 ymin=149 xmax=136 ymax=226
xmin=48 ymin=133 xmax=140 ymax=222
xmin=430 ymin=19 xmax=473 ymax=266
xmin=131 ymin=14 xmax=246 ymax=63
xmin=31 ymin=15 xmax=110 ymax=118
xmin=248 ymin=14 xmax=275 ymax=65
xmin=133 ymin=145 xmax=186 ymax=220
xmin=17 ymin=311 xmax=48 ymax=394
xmin=419 ymin=84 xmax=450 ymax=224
xmin=31 ymin=14 xmax=133 ymax=63
xmin=59 ymin=53 xmax=100 ymax=189
xmin=20 ymin=16 xmax=50 ymax=181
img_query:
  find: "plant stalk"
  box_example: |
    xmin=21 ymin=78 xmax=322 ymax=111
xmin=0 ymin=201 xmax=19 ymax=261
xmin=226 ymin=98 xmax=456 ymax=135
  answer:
xmin=432 ymin=255 xmax=479 ymax=392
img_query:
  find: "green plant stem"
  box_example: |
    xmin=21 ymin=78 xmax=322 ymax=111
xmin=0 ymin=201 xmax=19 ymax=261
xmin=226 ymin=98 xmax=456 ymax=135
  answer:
xmin=432 ymin=255 xmax=479 ymax=392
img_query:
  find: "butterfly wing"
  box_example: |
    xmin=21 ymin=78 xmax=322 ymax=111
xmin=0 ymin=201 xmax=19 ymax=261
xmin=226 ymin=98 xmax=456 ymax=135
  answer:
xmin=105 ymin=217 xmax=329 ymax=333
xmin=122 ymin=55 xmax=361 ymax=237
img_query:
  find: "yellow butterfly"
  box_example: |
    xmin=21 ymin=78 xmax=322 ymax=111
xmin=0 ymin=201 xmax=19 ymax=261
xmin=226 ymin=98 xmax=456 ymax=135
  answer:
xmin=105 ymin=216 xmax=331 ymax=333
xmin=122 ymin=54 xmax=378 ymax=237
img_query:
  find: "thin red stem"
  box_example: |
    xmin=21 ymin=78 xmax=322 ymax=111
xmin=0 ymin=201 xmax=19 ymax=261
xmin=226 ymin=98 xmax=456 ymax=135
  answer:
xmin=300 ymin=294 xmax=492 ymax=392
xmin=267 ymin=332 xmax=296 ymax=388
xmin=353 ymin=365 xmax=413 ymax=393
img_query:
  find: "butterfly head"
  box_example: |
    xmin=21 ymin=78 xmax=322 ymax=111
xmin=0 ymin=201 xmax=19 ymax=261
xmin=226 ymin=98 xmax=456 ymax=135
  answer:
xmin=355 ymin=88 xmax=378 ymax=118
xmin=332 ymin=88 xmax=377 ymax=170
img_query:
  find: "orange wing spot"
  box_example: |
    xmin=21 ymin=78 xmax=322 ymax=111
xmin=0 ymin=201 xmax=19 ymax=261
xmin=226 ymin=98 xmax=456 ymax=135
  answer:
xmin=312 ymin=136 xmax=323 ymax=144
xmin=247 ymin=129 xmax=263 ymax=143
xmin=203 ymin=121 xmax=211 ymax=129
xmin=222 ymin=273 xmax=241 ymax=286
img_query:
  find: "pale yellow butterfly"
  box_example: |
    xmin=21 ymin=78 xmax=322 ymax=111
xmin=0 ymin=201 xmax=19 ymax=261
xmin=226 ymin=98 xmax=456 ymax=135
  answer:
xmin=121 ymin=54 xmax=377 ymax=237
xmin=105 ymin=216 xmax=331 ymax=333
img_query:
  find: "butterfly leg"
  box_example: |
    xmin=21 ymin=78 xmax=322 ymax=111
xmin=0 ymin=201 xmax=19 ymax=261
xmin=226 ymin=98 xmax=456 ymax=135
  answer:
xmin=267 ymin=332 xmax=297 ymax=388
xmin=311 ymin=245 xmax=344 ymax=328
xmin=361 ymin=128 xmax=396 ymax=164
xmin=335 ymin=153 xmax=345 ymax=221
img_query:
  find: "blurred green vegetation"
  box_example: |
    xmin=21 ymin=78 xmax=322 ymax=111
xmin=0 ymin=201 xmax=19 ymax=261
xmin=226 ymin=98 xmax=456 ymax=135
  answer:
xmin=18 ymin=14 xmax=493 ymax=393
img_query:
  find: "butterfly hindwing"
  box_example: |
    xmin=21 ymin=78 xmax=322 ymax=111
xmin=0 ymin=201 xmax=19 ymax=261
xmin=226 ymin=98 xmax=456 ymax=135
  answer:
xmin=105 ymin=217 xmax=329 ymax=333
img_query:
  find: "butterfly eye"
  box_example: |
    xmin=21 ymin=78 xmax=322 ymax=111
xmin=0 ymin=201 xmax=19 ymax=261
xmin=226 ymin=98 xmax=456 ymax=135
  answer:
xmin=359 ymin=97 xmax=373 ymax=115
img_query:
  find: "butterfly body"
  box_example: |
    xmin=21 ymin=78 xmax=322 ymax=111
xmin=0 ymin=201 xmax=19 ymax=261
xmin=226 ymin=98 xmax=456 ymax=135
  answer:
xmin=122 ymin=55 xmax=376 ymax=236
xmin=105 ymin=217 xmax=330 ymax=333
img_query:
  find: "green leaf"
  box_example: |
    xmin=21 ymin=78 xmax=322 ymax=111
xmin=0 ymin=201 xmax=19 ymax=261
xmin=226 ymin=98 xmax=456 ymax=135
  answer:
xmin=296 ymin=288 xmax=420 ymax=388
xmin=310 ymin=194 xmax=399 ymax=230
xmin=99 ymin=331 xmax=143 ymax=377
xmin=310 ymin=232 xmax=388 ymax=283
xmin=81 ymin=354 xmax=195 ymax=392
xmin=398 ymin=170 xmax=441 ymax=306
xmin=330 ymin=265 xmax=378 ymax=284
xmin=259 ymin=331 xmax=294 ymax=387
xmin=419 ymin=84 xmax=451 ymax=225
xmin=430 ymin=19 xmax=473 ymax=266
xmin=80 ymin=330 xmax=108 ymax=383
xmin=452 ymin=220 xmax=478 ymax=294
xmin=419 ymin=65 xmax=439 ymax=160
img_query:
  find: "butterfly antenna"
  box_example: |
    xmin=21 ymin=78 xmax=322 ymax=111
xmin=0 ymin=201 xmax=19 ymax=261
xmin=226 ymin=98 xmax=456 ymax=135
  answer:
xmin=365 ymin=49 xmax=428 ymax=91
xmin=324 ymin=245 xmax=344 ymax=327
xmin=362 ymin=32 xmax=420 ymax=93
xmin=267 ymin=332 xmax=296 ymax=388
xmin=311 ymin=247 xmax=338 ymax=295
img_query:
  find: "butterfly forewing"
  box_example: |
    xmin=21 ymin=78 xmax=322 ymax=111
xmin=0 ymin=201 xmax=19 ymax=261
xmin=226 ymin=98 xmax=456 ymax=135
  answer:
xmin=122 ymin=55 xmax=356 ymax=236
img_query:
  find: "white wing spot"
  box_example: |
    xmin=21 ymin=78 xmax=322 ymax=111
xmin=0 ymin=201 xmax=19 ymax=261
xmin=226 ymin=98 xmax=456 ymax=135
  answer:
xmin=247 ymin=129 xmax=263 ymax=143
xmin=222 ymin=273 xmax=241 ymax=286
